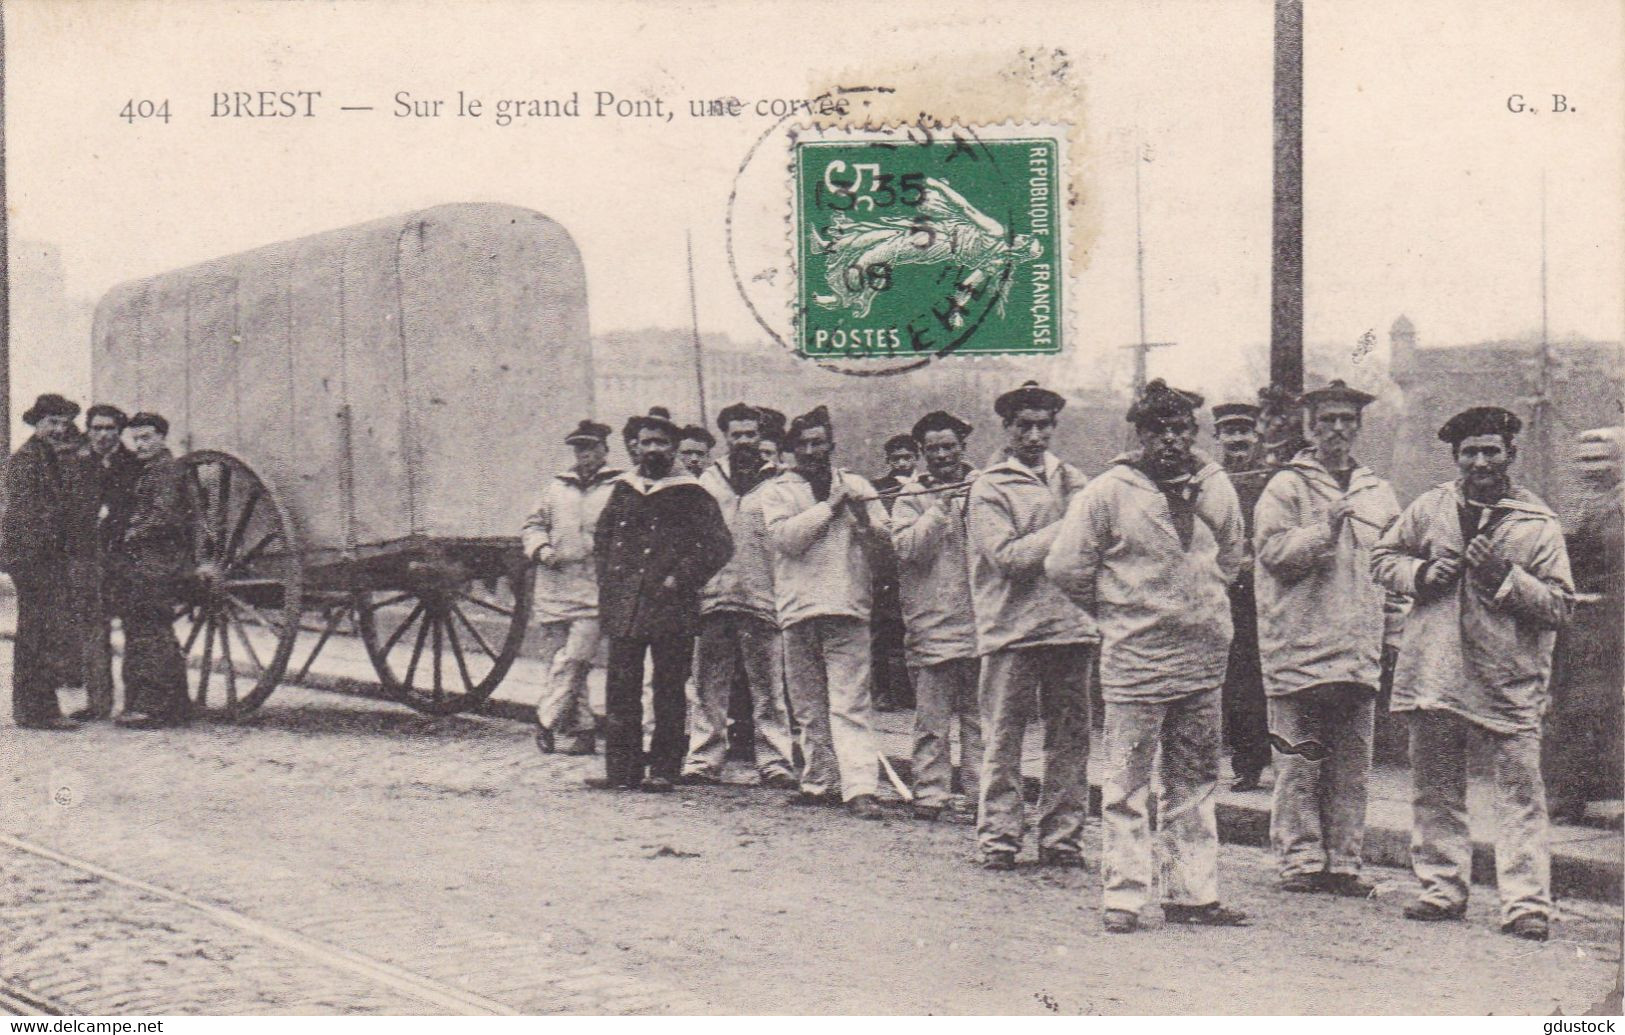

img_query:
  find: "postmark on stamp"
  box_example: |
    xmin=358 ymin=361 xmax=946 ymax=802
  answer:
xmin=793 ymin=128 xmax=1063 ymax=361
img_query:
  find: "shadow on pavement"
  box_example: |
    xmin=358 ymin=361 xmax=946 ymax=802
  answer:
xmin=214 ymin=700 xmax=524 ymax=742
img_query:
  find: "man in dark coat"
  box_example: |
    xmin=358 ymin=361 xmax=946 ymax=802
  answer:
xmin=65 ymin=404 xmax=142 ymax=720
xmin=1544 ymin=428 xmax=1624 ymax=821
xmin=112 ymin=413 xmax=193 ymax=729
xmin=2 ymin=394 xmax=85 ymax=729
xmin=591 ymin=410 xmax=733 ymax=791
xmin=1212 ymin=401 xmax=1271 ymax=790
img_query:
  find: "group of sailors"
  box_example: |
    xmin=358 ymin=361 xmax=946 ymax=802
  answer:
xmin=4 ymin=377 xmax=1617 ymax=943
xmin=519 ymin=378 xmax=1621 ymax=939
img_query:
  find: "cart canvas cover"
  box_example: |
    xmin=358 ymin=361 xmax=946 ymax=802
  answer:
xmin=91 ymin=203 xmax=590 ymax=561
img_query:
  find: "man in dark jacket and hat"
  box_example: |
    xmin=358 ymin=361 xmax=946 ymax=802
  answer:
xmin=112 ymin=413 xmax=194 ymax=729
xmin=64 ymin=404 xmax=142 ymax=720
xmin=1212 ymin=400 xmax=1271 ymax=791
xmin=2 ymin=393 xmax=85 ymax=729
xmin=591 ymin=409 xmax=733 ymax=791
xmin=1545 ymin=428 xmax=1624 ymax=821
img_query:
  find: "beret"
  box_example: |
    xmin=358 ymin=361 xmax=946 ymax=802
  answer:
xmin=1127 ymin=379 xmax=1203 ymax=426
xmin=564 ymin=419 xmax=610 ymax=445
xmin=995 ymin=381 xmax=1065 ymax=420
xmin=1438 ymin=406 xmax=1522 ymax=445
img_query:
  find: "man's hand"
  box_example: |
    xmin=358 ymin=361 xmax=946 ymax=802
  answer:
xmin=532 ymin=544 xmax=558 ymax=569
xmin=661 ymin=574 xmax=678 ymax=590
xmin=1420 ymin=555 xmax=1460 ymax=589
xmin=1327 ymin=497 xmax=1354 ymax=532
xmin=826 ymin=478 xmax=851 ymax=508
xmin=1465 ymin=535 xmax=1512 ymax=589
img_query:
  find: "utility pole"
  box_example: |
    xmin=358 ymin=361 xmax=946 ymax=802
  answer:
xmin=685 ymin=231 xmax=707 ymax=424
xmin=1533 ymin=172 xmax=1553 ymax=497
xmin=1122 ymin=340 xmax=1176 ymax=397
xmin=1270 ymin=0 xmax=1304 ymax=395
xmin=1123 ymin=142 xmax=1174 ymax=397
xmin=1124 ymin=147 xmax=1176 ymax=445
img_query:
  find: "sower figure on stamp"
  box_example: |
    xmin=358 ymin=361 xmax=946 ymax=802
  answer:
xmin=65 ymin=404 xmax=142 ymax=721
xmin=112 ymin=413 xmax=194 ymax=729
xmin=589 ymin=410 xmax=732 ymax=792
xmin=522 ymin=419 xmax=621 ymax=757
xmin=760 ymin=406 xmax=890 ymax=819
xmin=2 ymin=394 xmax=85 ymax=730
xmin=1253 ymin=381 xmax=1400 ymax=896
xmin=1371 ymin=407 xmax=1572 ymax=943
xmin=1046 ymin=380 xmax=1248 ymax=933
xmin=967 ymin=381 xmax=1096 ymax=871
xmin=890 ymin=410 xmax=984 ymax=821
xmin=683 ymin=403 xmax=797 ymax=789
xmin=1212 ymin=400 xmax=1272 ymax=792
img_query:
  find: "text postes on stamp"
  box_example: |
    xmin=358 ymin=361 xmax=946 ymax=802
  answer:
xmin=795 ymin=132 xmax=1061 ymax=361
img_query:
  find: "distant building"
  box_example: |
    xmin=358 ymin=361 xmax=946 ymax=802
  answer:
xmin=1388 ymin=315 xmax=1624 ymax=512
xmin=9 ymin=240 xmax=95 ymax=440
xmin=590 ymin=329 xmax=1119 ymax=476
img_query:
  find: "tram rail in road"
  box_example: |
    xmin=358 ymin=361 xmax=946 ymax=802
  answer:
xmin=0 ymin=980 xmax=67 ymax=1017
xmin=0 ymin=834 xmax=518 ymax=1017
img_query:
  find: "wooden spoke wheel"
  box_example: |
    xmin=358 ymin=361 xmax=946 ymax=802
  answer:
xmin=355 ymin=554 xmax=532 ymax=716
xmin=170 ymin=451 xmax=303 ymax=719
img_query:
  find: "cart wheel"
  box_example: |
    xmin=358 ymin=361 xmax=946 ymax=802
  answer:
xmin=170 ymin=450 xmax=303 ymax=719
xmin=355 ymin=556 xmax=533 ymax=716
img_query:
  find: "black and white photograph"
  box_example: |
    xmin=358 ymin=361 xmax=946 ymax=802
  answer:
xmin=0 ymin=0 xmax=1621 ymax=1020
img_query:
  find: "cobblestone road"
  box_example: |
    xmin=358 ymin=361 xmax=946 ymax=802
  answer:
xmin=1 ymin=661 xmax=1621 ymax=1016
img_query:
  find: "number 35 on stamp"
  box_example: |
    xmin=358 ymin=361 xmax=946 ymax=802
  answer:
xmin=794 ymin=132 xmax=1062 ymax=360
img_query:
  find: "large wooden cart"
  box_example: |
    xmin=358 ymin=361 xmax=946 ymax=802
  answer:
xmin=91 ymin=203 xmax=591 ymax=718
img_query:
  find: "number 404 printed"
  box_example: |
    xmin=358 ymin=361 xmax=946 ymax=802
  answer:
xmin=120 ymin=99 xmax=172 ymax=123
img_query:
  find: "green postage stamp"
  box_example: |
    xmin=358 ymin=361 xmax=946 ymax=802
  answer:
xmin=794 ymin=128 xmax=1063 ymax=360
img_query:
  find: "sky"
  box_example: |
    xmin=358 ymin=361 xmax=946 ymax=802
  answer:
xmin=5 ymin=0 xmax=1621 ymax=432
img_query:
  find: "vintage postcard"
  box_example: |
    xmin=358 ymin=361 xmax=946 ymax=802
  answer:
xmin=0 ymin=0 xmax=1620 ymax=1021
